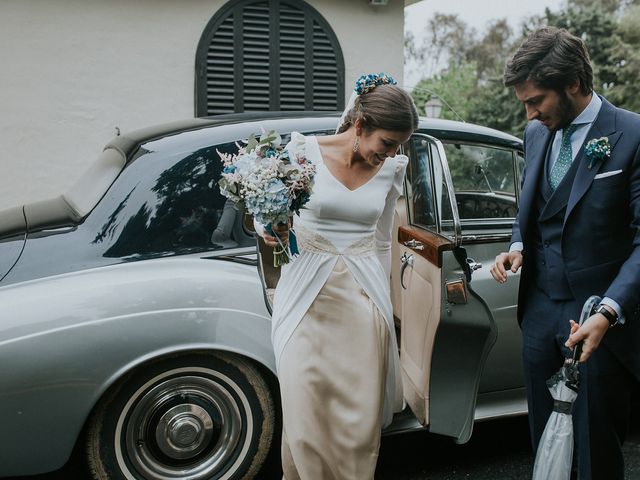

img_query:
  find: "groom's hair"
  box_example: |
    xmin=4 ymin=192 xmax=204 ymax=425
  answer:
xmin=503 ymin=26 xmax=593 ymax=96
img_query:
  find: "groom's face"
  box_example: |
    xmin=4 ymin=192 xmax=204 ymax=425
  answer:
xmin=514 ymin=80 xmax=578 ymax=131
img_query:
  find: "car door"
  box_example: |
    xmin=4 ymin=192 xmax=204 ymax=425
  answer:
xmin=439 ymin=140 xmax=524 ymax=401
xmin=393 ymin=133 xmax=498 ymax=444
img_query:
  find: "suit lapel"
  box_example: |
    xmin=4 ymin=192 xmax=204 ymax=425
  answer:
xmin=519 ymin=123 xmax=552 ymax=240
xmin=565 ymin=98 xmax=622 ymax=223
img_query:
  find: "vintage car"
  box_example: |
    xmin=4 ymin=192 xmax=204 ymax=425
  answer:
xmin=0 ymin=112 xmax=524 ymax=479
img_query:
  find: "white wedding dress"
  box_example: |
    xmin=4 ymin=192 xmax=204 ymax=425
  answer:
xmin=270 ymin=133 xmax=407 ymax=479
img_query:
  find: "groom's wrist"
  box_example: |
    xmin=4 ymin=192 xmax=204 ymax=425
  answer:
xmin=595 ymin=304 xmax=619 ymax=328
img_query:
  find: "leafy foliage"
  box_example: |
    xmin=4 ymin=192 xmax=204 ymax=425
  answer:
xmin=407 ymin=0 xmax=640 ymax=137
xmin=412 ymin=62 xmax=477 ymax=121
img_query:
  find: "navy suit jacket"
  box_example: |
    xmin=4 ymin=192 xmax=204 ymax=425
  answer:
xmin=512 ymin=97 xmax=640 ymax=378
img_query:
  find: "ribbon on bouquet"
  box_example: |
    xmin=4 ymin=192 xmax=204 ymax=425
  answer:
xmin=265 ymin=223 xmax=299 ymax=267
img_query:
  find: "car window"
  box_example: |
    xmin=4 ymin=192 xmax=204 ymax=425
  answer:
xmin=89 ymin=141 xmax=256 ymax=258
xmin=89 ymin=129 xmax=337 ymax=259
xmin=516 ymin=151 xmax=525 ymax=194
xmin=405 ymin=136 xmax=458 ymax=241
xmin=406 ymin=136 xmax=437 ymax=230
xmin=443 ymin=142 xmax=517 ymax=222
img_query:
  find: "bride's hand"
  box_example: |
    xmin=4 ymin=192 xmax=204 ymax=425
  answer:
xmin=264 ymin=223 xmax=289 ymax=248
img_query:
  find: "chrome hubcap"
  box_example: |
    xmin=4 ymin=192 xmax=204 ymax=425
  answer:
xmin=156 ymin=404 xmax=214 ymax=459
xmin=116 ymin=369 xmax=246 ymax=479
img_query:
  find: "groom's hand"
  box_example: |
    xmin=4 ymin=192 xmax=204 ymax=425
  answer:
xmin=490 ymin=251 xmax=523 ymax=283
xmin=565 ymin=313 xmax=610 ymax=363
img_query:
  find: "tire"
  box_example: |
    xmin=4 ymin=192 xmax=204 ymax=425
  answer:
xmin=86 ymin=352 xmax=275 ymax=480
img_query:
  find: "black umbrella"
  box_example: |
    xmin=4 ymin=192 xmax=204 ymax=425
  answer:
xmin=531 ymin=295 xmax=601 ymax=480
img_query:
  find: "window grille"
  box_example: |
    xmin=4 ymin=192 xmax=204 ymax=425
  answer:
xmin=196 ymin=0 xmax=345 ymax=116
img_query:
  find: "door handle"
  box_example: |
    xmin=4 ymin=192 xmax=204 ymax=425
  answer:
xmin=466 ymin=257 xmax=483 ymax=272
xmin=403 ymin=239 xmax=424 ymax=251
xmin=400 ymin=252 xmax=414 ymax=289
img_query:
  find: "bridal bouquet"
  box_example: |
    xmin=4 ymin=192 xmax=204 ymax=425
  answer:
xmin=218 ymin=130 xmax=315 ymax=266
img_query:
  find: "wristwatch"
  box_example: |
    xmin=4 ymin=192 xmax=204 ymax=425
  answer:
xmin=595 ymin=304 xmax=619 ymax=328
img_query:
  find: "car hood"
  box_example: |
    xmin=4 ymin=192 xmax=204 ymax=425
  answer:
xmin=0 ymin=206 xmax=26 ymax=281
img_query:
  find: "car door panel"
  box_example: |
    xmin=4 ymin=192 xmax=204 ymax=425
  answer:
xmin=397 ymin=133 xmax=498 ymax=444
xmin=397 ymin=227 xmax=449 ymax=425
xmin=461 ymin=239 xmax=522 ymax=392
xmin=444 ymin=143 xmax=524 ymax=394
xmin=427 ymin=248 xmax=498 ymax=443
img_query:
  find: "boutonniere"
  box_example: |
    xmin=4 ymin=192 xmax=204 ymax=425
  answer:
xmin=585 ymin=137 xmax=611 ymax=169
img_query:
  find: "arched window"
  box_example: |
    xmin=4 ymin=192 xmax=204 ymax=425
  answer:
xmin=195 ymin=0 xmax=345 ymax=116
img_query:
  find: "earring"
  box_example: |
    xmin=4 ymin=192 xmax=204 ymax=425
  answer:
xmin=353 ymin=136 xmax=360 ymax=152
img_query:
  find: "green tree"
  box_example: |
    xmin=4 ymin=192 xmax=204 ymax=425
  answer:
xmin=406 ymin=13 xmax=475 ymax=80
xmin=596 ymin=4 xmax=640 ymax=112
xmin=412 ymin=62 xmax=477 ymax=122
xmin=469 ymin=19 xmax=513 ymax=82
xmin=466 ymin=73 xmax=528 ymax=136
xmin=406 ymin=0 xmax=640 ymax=138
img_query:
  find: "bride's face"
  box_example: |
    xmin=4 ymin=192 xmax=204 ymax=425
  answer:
xmin=359 ymin=128 xmax=412 ymax=166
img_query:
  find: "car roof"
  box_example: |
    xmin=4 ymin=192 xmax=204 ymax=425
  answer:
xmin=108 ymin=111 xmax=522 ymax=161
xmin=0 ymin=111 xmax=522 ymax=237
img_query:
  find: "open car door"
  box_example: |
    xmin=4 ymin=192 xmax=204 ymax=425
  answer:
xmin=393 ymin=133 xmax=498 ymax=444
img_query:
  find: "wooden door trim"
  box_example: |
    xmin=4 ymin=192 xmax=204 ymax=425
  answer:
xmin=398 ymin=226 xmax=453 ymax=268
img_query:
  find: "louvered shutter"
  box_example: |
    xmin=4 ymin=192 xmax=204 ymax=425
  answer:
xmin=312 ymin=19 xmax=340 ymax=111
xmin=204 ymin=14 xmax=235 ymax=114
xmin=196 ymin=0 xmax=344 ymax=116
xmin=279 ymin=4 xmax=306 ymax=110
xmin=242 ymin=3 xmax=271 ymax=111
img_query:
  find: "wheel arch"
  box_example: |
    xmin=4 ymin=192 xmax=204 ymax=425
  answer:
xmin=82 ymin=343 xmax=278 ymax=435
xmin=81 ymin=346 xmax=280 ymax=479
xmin=95 ymin=343 xmax=276 ymax=403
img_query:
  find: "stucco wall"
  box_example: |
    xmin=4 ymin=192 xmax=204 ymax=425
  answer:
xmin=0 ymin=0 xmax=405 ymax=211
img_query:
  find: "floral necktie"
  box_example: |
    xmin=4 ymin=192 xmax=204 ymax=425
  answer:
xmin=549 ymin=124 xmax=579 ymax=190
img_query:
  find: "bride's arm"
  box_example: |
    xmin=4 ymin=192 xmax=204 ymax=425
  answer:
xmin=375 ymin=155 xmax=409 ymax=278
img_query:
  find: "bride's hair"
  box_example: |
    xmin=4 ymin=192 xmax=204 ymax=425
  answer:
xmin=336 ymin=84 xmax=418 ymax=135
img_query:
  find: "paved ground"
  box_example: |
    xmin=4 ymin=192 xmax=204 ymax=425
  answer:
xmin=7 ymin=415 xmax=640 ymax=479
xmin=375 ymin=415 xmax=640 ymax=479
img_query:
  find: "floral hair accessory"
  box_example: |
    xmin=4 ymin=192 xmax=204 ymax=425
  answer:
xmin=585 ymin=137 xmax=611 ymax=169
xmin=354 ymin=72 xmax=397 ymax=95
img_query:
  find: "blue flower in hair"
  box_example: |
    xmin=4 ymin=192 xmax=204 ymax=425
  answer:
xmin=354 ymin=72 xmax=397 ymax=95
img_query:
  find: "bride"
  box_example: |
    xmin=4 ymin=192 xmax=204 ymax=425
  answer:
xmin=260 ymin=73 xmax=418 ymax=480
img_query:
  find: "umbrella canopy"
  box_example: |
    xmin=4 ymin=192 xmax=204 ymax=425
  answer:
xmin=531 ymin=295 xmax=601 ymax=480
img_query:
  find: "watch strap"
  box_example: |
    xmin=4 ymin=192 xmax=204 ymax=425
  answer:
xmin=596 ymin=304 xmax=618 ymax=327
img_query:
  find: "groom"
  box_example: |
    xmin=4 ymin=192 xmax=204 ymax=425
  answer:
xmin=490 ymin=27 xmax=640 ymax=479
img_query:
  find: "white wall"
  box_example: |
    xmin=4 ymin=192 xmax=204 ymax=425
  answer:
xmin=0 ymin=0 xmax=405 ymax=210
xmin=310 ymin=0 xmax=405 ymax=93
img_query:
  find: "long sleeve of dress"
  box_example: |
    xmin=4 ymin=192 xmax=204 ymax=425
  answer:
xmin=375 ymin=155 xmax=408 ymax=278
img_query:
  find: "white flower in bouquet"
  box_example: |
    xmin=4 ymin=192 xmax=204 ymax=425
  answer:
xmin=218 ymin=130 xmax=315 ymax=266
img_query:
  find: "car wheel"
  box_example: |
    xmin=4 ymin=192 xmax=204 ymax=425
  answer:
xmin=86 ymin=352 xmax=275 ymax=480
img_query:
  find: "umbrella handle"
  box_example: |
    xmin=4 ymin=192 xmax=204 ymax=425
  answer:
xmin=572 ymin=295 xmax=602 ymax=364
xmin=572 ymin=342 xmax=583 ymax=364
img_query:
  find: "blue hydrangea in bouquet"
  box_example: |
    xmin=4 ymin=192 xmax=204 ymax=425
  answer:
xmin=218 ymin=130 xmax=315 ymax=266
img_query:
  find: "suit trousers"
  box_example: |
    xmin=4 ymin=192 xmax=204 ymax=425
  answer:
xmin=521 ymin=284 xmax=635 ymax=480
